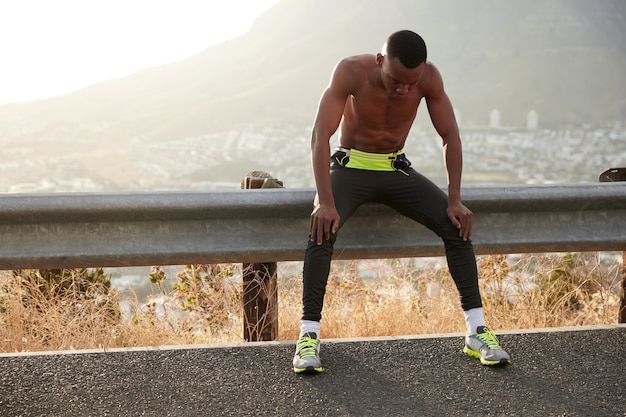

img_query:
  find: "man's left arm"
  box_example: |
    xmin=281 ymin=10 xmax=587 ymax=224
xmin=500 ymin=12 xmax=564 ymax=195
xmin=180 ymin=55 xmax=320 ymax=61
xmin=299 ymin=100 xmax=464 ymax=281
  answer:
xmin=425 ymin=64 xmax=473 ymax=240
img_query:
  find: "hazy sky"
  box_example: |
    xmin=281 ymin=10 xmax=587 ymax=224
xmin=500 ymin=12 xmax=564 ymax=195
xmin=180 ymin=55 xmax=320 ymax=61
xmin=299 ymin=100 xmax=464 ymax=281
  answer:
xmin=0 ymin=0 xmax=279 ymax=104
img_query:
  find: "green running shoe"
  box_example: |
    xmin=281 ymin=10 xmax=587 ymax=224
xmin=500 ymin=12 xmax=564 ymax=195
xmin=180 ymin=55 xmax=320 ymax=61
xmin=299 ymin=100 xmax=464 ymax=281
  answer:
xmin=463 ymin=326 xmax=511 ymax=365
xmin=293 ymin=332 xmax=323 ymax=374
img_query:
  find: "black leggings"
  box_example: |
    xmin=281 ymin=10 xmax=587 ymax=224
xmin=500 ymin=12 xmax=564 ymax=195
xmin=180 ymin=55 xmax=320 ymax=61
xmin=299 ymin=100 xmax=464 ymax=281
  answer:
xmin=301 ymin=155 xmax=482 ymax=322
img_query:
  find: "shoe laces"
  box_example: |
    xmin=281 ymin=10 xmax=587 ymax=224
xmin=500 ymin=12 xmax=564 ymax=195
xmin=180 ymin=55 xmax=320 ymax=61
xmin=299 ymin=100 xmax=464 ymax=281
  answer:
xmin=296 ymin=335 xmax=319 ymax=358
xmin=475 ymin=328 xmax=502 ymax=350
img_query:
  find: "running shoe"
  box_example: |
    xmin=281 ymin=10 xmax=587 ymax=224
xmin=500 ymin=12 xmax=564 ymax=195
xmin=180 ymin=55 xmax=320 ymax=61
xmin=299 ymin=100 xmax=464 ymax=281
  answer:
xmin=463 ymin=326 xmax=511 ymax=365
xmin=293 ymin=332 xmax=323 ymax=374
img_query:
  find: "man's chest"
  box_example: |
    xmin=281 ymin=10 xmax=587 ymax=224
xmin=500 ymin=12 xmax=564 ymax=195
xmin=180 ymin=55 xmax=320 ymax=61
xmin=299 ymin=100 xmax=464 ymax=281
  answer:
xmin=347 ymin=91 xmax=422 ymax=127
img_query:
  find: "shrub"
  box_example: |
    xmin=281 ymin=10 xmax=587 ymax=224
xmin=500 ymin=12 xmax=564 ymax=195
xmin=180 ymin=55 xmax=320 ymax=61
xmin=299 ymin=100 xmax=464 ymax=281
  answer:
xmin=0 ymin=268 xmax=121 ymax=351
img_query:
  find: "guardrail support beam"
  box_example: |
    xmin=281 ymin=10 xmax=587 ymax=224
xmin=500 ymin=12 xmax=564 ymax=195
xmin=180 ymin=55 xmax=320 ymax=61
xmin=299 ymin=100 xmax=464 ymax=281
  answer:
xmin=621 ymin=252 xmax=626 ymax=323
xmin=241 ymin=172 xmax=283 ymax=341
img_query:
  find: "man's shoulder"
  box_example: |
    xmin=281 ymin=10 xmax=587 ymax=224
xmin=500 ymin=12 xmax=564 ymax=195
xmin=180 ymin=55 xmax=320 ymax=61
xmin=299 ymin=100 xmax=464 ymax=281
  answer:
xmin=338 ymin=54 xmax=375 ymax=72
xmin=331 ymin=55 xmax=374 ymax=91
xmin=345 ymin=54 xmax=376 ymax=63
xmin=420 ymin=61 xmax=444 ymax=95
xmin=422 ymin=61 xmax=440 ymax=78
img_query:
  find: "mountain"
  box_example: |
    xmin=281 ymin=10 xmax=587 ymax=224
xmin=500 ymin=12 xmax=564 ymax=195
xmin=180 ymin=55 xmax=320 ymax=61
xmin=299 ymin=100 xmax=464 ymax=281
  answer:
xmin=1 ymin=0 xmax=625 ymax=145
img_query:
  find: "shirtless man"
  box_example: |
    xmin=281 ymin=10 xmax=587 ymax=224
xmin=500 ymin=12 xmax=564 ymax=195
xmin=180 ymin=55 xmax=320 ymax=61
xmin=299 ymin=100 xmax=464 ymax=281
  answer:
xmin=293 ymin=30 xmax=510 ymax=374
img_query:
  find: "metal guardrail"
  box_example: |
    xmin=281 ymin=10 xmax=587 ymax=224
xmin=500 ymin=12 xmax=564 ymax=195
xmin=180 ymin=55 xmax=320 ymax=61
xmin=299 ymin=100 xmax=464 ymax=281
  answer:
xmin=2 ymin=182 xmax=626 ymax=333
xmin=0 ymin=183 xmax=625 ymax=270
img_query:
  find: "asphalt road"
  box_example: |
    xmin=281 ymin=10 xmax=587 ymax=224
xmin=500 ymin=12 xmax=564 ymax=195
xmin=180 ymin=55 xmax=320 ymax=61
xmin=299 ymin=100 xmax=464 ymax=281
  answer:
xmin=1 ymin=325 xmax=624 ymax=417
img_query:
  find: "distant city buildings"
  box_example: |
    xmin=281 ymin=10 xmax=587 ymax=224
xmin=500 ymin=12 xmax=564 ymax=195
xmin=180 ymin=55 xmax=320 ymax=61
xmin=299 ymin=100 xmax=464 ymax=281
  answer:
xmin=489 ymin=109 xmax=501 ymax=129
xmin=453 ymin=108 xmax=540 ymax=130
xmin=3 ymin=114 xmax=625 ymax=193
xmin=527 ymin=110 xmax=539 ymax=130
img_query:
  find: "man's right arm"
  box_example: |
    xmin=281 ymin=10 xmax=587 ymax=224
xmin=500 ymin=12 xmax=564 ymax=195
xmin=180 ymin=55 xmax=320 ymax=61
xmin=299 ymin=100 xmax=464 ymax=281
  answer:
xmin=309 ymin=58 xmax=359 ymax=244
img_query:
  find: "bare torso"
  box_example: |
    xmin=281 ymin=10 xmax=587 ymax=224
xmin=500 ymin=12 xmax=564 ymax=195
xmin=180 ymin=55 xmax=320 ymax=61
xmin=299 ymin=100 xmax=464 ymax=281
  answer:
xmin=310 ymin=50 xmax=468 ymax=243
xmin=338 ymin=54 xmax=429 ymax=153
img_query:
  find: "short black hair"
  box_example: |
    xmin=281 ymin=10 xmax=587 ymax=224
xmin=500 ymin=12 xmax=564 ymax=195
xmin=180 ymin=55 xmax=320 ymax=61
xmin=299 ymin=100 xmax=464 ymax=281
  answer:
xmin=384 ymin=30 xmax=427 ymax=69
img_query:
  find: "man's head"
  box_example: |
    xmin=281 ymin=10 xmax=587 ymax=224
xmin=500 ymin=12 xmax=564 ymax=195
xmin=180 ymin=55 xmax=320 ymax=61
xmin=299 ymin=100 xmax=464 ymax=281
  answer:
xmin=377 ymin=30 xmax=427 ymax=100
xmin=381 ymin=30 xmax=427 ymax=69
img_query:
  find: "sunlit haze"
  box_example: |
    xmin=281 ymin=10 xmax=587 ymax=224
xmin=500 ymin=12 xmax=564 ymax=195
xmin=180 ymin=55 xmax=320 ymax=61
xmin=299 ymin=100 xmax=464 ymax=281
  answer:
xmin=0 ymin=0 xmax=279 ymax=103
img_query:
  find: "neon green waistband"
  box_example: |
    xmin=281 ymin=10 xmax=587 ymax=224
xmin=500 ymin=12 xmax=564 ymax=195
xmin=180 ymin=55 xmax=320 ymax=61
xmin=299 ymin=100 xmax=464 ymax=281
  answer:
xmin=338 ymin=147 xmax=404 ymax=171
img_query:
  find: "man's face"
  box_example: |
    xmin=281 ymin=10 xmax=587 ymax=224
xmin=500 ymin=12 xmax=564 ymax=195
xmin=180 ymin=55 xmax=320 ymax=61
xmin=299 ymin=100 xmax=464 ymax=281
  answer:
xmin=377 ymin=54 xmax=425 ymax=100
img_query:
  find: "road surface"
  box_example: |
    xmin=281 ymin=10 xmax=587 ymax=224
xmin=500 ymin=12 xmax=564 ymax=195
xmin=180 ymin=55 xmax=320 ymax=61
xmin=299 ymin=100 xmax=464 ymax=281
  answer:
xmin=1 ymin=325 xmax=624 ymax=416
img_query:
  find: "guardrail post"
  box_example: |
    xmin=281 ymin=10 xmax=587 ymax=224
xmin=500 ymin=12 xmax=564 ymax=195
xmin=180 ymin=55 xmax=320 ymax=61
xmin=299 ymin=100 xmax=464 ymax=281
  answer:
xmin=618 ymin=251 xmax=626 ymax=323
xmin=599 ymin=167 xmax=626 ymax=323
xmin=241 ymin=171 xmax=284 ymax=341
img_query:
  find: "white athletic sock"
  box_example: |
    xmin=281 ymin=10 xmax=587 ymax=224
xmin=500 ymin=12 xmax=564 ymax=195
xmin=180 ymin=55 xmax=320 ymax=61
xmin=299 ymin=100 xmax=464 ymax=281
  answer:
xmin=300 ymin=320 xmax=320 ymax=338
xmin=463 ymin=307 xmax=487 ymax=334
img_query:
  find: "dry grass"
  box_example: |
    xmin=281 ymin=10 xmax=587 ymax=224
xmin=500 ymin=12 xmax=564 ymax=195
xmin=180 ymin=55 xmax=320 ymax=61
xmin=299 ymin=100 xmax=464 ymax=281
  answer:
xmin=0 ymin=252 xmax=622 ymax=353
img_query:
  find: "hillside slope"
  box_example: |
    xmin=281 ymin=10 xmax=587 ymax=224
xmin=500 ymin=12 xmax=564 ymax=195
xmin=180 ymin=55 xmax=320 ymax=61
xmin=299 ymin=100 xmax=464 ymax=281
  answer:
xmin=1 ymin=0 xmax=624 ymax=145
